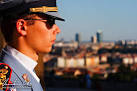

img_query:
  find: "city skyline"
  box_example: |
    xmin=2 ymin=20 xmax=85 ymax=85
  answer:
xmin=56 ymin=0 xmax=137 ymax=41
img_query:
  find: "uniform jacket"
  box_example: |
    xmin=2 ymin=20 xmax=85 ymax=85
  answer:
xmin=0 ymin=48 xmax=43 ymax=91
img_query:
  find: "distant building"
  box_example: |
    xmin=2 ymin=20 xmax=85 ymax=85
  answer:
xmin=100 ymin=55 xmax=108 ymax=63
xmin=57 ymin=57 xmax=85 ymax=68
xmin=75 ymin=33 xmax=81 ymax=43
xmin=66 ymin=58 xmax=77 ymax=68
xmin=96 ymin=30 xmax=103 ymax=43
xmin=86 ymin=56 xmax=100 ymax=67
xmin=134 ymin=56 xmax=137 ymax=64
xmin=116 ymin=40 xmax=137 ymax=46
xmin=76 ymin=58 xmax=85 ymax=67
xmin=116 ymin=40 xmax=126 ymax=46
xmin=91 ymin=35 xmax=97 ymax=44
xmin=57 ymin=57 xmax=66 ymax=68
xmin=54 ymin=41 xmax=78 ymax=48
xmin=123 ymin=57 xmax=134 ymax=65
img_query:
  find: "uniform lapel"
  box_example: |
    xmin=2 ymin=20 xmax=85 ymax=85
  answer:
xmin=0 ymin=50 xmax=43 ymax=91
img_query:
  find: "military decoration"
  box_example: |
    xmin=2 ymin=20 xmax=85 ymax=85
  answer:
xmin=0 ymin=63 xmax=12 ymax=91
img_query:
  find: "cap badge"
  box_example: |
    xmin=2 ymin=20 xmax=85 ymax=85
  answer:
xmin=30 ymin=6 xmax=58 ymax=13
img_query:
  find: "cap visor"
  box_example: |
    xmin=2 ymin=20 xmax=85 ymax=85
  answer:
xmin=45 ymin=12 xmax=65 ymax=21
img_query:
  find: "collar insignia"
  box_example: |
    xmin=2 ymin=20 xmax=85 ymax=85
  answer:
xmin=22 ymin=74 xmax=30 ymax=83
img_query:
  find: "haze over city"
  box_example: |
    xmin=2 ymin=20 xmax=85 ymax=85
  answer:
xmin=56 ymin=0 xmax=137 ymax=41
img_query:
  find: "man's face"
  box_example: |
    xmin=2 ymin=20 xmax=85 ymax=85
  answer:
xmin=25 ymin=15 xmax=60 ymax=53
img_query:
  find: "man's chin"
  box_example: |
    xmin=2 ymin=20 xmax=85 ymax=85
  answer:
xmin=42 ymin=47 xmax=52 ymax=53
xmin=36 ymin=46 xmax=52 ymax=54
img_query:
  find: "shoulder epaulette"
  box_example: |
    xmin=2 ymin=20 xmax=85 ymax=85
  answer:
xmin=0 ymin=63 xmax=12 ymax=91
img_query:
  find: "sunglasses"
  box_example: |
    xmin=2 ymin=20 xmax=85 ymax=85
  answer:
xmin=24 ymin=18 xmax=55 ymax=28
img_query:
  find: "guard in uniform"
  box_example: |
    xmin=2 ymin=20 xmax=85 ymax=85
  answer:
xmin=0 ymin=0 xmax=64 ymax=91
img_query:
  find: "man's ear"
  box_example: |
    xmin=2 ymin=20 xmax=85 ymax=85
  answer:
xmin=16 ymin=19 xmax=27 ymax=36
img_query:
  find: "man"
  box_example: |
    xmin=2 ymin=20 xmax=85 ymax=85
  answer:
xmin=0 ymin=0 xmax=64 ymax=91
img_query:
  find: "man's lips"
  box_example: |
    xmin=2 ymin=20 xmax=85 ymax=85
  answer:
xmin=51 ymin=39 xmax=56 ymax=44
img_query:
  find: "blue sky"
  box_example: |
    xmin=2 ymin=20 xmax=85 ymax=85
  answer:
xmin=56 ymin=0 xmax=137 ymax=41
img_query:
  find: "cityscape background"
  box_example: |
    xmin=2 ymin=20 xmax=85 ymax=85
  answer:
xmin=45 ymin=1 xmax=137 ymax=91
xmin=56 ymin=0 xmax=137 ymax=42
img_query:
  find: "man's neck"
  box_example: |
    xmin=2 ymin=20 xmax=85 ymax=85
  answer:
xmin=17 ymin=46 xmax=38 ymax=61
xmin=9 ymin=43 xmax=38 ymax=61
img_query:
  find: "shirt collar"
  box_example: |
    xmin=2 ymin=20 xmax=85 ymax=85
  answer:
xmin=5 ymin=45 xmax=38 ymax=72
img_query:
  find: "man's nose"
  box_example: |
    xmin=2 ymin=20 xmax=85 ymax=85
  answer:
xmin=53 ymin=24 xmax=61 ymax=34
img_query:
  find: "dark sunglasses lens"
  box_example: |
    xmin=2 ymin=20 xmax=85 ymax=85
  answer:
xmin=48 ymin=19 xmax=55 ymax=27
